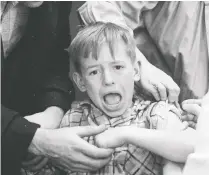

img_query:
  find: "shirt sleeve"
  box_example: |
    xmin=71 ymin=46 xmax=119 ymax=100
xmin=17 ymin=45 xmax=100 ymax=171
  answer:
xmin=144 ymin=101 xmax=182 ymax=130
xmin=78 ymin=1 xmax=158 ymax=35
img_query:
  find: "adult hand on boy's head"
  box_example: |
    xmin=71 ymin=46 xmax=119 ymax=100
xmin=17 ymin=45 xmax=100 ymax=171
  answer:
xmin=28 ymin=125 xmax=113 ymax=173
xmin=136 ymin=53 xmax=180 ymax=103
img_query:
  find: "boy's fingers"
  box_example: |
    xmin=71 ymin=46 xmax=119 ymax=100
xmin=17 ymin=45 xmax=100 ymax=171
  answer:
xmin=74 ymin=136 xmax=113 ymax=159
xmin=81 ymin=143 xmax=113 ymax=159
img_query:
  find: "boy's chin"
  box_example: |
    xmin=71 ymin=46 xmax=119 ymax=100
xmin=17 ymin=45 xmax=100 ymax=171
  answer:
xmin=104 ymin=108 xmax=126 ymax=118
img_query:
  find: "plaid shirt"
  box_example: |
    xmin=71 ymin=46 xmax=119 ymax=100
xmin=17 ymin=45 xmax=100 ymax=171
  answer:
xmin=22 ymin=97 xmax=181 ymax=175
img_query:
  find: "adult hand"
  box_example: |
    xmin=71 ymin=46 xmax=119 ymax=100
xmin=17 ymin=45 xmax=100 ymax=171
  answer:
xmin=22 ymin=106 xmax=64 ymax=171
xmin=135 ymin=49 xmax=180 ymax=103
xmin=28 ymin=125 xmax=113 ymax=172
xmin=181 ymin=99 xmax=202 ymax=129
xmin=202 ymin=91 xmax=209 ymax=106
xmin=21 ymin=155 xmax=48 ymax=172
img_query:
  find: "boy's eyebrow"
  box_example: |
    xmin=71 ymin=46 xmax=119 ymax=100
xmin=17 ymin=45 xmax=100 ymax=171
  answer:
xmin=86 ymin=64 xmax=100 ymax=69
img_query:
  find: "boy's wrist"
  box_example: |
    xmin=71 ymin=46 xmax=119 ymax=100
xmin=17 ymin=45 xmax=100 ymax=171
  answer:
xmin=121 ymin=126 xmax=138 ymax=144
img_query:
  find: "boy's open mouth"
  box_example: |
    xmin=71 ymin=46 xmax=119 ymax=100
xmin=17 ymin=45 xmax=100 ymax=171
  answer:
xmin=103 ymin=93 xmax=122 ymax=105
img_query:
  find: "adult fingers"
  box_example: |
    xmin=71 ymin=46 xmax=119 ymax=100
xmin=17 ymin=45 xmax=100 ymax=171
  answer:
xmin=75 ymin=125 xmax=107 ymax=137
xmin=162 ymin=79 xmax=180 ymax=103
xmin=156 ymin=83 xmax=167 ymax=101
xmin=181 ymin=114 xmax=198 ymax=123
xmin=22 ymin=156 xmax=43 ymax=167
xmin=29 ymin=158 xmax=48 ymax=172
xmin=182 ymin=104 xmax=201 ymax=116
xmin=148 ymin=83 xmax=160 ymax=101
xmin=187 ymin=121 xmax=196 ymax=129
xmin=182 ymin=99 xmax=202 ymax=106
xmin=81 ymin=156 xmax=112 ymax=171
xmin=170 ymin=106 xmax=182 ymax=119
xmin=181 ymin=121 xmax=189 ymax=130
xmin=55 ymin=154 xmax=112 ymax=172
xmin=202 ymin=92 xmax=209 ymax=105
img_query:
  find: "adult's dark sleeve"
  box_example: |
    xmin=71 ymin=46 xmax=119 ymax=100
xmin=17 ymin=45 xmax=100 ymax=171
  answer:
xmin=1 ymin=105 xmax=40 ymax=175
xmin=33 ymin=2 xmax=74 ymax=113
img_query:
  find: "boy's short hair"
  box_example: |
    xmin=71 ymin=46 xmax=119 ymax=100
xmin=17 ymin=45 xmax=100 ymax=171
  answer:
xmin=67 ymin=22 xmax=136 ymax=73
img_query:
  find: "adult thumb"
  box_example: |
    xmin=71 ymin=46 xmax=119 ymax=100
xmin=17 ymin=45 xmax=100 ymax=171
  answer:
xmin=182 ymin=104 xmax=201 ymax=116
xmin=76 ymin=125 xmax=107 ymax=137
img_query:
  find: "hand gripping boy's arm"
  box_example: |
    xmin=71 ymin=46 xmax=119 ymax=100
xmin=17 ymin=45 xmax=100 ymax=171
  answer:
xmin=95 ymin=101 xmax=196 ymax=162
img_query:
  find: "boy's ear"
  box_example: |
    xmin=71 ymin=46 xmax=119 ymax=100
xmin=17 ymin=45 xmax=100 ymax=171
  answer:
xmin=133 ymin=61 xmax=140 ymax=82
xmin=73 ymin=72 xmax=86 ymax=92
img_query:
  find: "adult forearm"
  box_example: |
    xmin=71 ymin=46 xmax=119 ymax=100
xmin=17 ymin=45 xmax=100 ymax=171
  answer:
xmin=123 ymin=127 xmax=195 ymax=162
xmin=25 ymin=106 xmax=65 ymax=130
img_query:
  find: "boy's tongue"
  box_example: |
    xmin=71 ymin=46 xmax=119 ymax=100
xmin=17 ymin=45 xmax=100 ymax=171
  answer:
xmin=104 ymin=93 xmax=121 ymax=105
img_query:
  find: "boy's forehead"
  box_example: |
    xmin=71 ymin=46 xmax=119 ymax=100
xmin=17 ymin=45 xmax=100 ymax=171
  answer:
xmin=80 ymin=52 xmax=130 ymax=68
xmin=82 ymin=42 xmax=130 ymax=63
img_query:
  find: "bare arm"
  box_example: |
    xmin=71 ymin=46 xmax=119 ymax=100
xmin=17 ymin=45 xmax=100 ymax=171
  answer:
xmin=96 ymin=104 xmax=196 ymax=162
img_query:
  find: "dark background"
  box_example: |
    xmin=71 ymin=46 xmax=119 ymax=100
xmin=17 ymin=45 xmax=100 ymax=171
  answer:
xmin=69 ymin=1 xmax=88 ymax=100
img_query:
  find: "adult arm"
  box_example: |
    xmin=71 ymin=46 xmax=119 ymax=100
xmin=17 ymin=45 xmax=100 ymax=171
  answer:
xmin=32 ymin=2 xmax=74 ymax=114
xmin=182 ymin=94 xmax=209 ymax=175
xmin=78 ymin=1 xmax=180 ymax=102
xmin=1 ymin=105 xmax=40 ymax=175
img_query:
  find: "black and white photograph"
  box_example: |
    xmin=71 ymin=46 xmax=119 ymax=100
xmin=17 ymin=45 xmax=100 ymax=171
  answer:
xmin=1 ymin=1 xmax=209 ymax=175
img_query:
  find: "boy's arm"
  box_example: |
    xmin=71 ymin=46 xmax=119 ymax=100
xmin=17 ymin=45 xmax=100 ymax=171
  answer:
xmin=125 ymin=102 xmax=195 ymax=162
xmin=95 ymin=101 xmax=195 ymax=162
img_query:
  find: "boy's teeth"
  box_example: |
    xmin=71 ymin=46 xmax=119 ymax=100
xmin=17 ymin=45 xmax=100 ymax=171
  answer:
xmin=104 ymin=93 xmax=121 ymax=105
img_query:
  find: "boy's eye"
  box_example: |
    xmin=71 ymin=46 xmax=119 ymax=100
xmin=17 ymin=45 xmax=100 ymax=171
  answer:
xmin=89 ymin=70 xmax=98 ymax=76
xmin=114 ymin=65 xmax=124 ymax=70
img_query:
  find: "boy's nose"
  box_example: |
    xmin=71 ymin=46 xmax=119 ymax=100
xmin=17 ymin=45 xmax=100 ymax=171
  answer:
xmin=103 ymin=70 xmax=115 ymax=86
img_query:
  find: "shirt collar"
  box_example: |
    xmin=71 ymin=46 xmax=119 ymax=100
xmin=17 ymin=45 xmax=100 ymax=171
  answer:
xmin=80 ymin=96 xmax=150 ymax=128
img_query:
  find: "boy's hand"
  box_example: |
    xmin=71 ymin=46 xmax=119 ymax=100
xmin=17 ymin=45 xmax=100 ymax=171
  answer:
xmin=181 ymin=99 xmax=202 ymax=129
xmin=88 ymin=117 xmax=126 ymax=148
xmin=95 ymin=127 xmax=126 ymax=148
